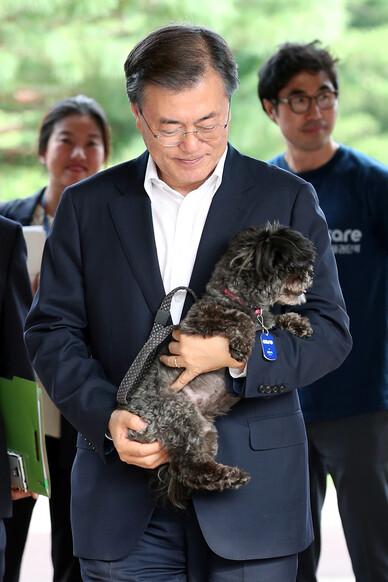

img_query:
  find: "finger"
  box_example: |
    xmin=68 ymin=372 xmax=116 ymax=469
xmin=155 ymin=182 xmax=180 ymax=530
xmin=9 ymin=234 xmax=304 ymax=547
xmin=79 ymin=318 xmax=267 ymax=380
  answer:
xmin=137 ymin=444 xmax=169 ymax=464
xmin=170 ymin=370 xmax=196 ymax=391
xmin=171 ymin=329 xmax=181 ymax=341
xmin=167 ymin=340 xmax=180 ymax=355
xmin=117 ymin=437 xmax=153 ymax=459
xmin=131 ymin=450 xmax=168 ymax=469
xmin=120 ymin=440 xmax=169 ymax=468
xmin=135 ymin=440 xmax=163 ymax=456
xmin=126 ymin=411 xmax=147 ymax=431
xmin=159 ymin=354 xmax=184 ymax=369
xmin=110 ymin=409 xmax=147 ymax=433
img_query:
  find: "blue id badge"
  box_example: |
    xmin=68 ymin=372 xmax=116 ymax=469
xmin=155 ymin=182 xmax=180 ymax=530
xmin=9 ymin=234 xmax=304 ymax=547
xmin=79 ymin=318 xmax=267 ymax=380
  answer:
xmin=260 ymin=333 xmax=277 ymax=361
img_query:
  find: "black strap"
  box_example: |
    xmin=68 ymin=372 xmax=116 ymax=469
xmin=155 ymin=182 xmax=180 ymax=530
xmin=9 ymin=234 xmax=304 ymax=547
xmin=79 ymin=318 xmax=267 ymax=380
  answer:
xmin=116 ymin=286 xmax=197 ymax=405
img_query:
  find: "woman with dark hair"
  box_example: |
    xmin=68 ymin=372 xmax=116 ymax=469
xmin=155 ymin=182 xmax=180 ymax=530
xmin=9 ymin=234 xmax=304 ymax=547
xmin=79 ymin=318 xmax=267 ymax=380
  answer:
xmin=0 ymin=94 xmax=111 ymax=293
xmin=0 ymin=95 xmax=111 ymax=582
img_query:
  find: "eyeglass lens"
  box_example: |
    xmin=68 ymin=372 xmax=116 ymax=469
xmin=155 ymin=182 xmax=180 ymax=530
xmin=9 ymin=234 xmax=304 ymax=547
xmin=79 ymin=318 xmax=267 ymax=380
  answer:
xmin=158 ymin=125 xmax=224 ymax=146
xmin=289 ymin=92 xmax=337 ymax=113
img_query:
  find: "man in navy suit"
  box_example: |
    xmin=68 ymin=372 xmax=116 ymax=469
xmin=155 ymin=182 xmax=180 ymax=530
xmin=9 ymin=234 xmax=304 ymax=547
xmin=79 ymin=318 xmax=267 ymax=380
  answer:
xmin=25 ymin=24 xmax=352 ymax=581
xmin=0 ymin=216 xmax=35 ymax=578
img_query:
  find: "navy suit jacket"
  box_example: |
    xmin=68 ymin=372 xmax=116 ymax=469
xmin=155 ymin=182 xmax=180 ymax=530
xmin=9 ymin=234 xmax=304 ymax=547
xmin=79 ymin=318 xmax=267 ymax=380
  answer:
xmin=25 ymin=145 xmax=352 ymax=560
xmin=0 ymin=217 xmax=34 ymax=518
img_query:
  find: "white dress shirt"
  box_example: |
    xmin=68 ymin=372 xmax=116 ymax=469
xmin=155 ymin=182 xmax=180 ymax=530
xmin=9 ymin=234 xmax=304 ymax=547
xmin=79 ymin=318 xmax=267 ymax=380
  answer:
xmin=144 ymin=149 xmax=227 ymax=324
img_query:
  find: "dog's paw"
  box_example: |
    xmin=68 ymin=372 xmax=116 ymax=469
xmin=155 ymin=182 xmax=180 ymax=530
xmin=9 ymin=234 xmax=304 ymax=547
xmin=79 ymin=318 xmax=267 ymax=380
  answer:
xmin=179 ymin=461 xmax=251 ymax=492
xmin=229 ymin=344 xmax=253 ymax=363
xmin=275 ymin=312 xmax=313 ymax=338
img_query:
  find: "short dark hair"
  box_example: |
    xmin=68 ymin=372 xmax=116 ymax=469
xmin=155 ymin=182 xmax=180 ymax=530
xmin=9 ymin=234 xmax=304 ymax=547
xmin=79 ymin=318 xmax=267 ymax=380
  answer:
xmin=124 ymin=24 xmax=239 ymax=109
xmin=258 ymin=40 xmax=339 ymax=112
xmin=38 ymin=94 xmax=111 ymax=158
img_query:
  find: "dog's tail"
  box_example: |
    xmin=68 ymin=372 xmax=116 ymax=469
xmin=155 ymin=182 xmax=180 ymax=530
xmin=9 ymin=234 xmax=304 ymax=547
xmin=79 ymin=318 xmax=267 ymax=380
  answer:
xmin=152 ymin=464 xmax=191 ymax=510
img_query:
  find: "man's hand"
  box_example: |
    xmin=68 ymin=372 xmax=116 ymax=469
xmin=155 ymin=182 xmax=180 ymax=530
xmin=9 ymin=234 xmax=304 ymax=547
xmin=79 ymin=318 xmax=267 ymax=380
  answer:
xmin=11 ymin=489 xmax=38 ymax=501
xmin=108 ymin=409 xmax=168 ymax=469
xmin=159 ymin=329 xmax=245 ymax=391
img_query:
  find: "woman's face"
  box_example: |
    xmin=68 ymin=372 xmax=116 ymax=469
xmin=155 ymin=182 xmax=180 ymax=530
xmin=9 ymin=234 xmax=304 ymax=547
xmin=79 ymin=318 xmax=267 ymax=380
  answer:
xmin=40 ymin=114 xmax=107 ymax=191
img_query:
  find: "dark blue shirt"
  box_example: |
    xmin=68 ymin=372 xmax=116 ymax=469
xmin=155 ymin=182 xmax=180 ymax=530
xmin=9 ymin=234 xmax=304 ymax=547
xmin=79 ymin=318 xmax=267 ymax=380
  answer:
xmin=269 ymin=145 xmax=388 ymax=421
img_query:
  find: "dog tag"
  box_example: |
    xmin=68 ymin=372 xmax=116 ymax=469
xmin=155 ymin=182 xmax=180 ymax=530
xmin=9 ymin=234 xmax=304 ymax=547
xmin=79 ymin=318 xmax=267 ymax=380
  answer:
xmin=260 ymin=333 xmax=277 ymax=361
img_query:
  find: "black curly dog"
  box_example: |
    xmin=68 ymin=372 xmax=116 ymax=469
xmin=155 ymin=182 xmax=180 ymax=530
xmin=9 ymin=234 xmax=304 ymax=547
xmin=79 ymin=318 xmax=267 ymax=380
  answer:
xmin=118 ymin=221 xmax=316 ymax=508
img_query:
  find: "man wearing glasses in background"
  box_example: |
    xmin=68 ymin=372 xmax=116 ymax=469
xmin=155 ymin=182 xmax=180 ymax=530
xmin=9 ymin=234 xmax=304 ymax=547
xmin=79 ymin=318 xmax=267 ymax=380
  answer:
xmin=258 ymin=41 xmax=388 ymax=582
xmin=25 ymin=27 xmax=351 ymax=581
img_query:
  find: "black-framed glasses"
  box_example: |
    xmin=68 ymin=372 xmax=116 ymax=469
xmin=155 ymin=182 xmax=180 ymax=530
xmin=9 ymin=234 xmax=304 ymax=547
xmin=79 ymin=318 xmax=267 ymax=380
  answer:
xmin=140 ymin=103 xmax=230 ymax=147
xmin=276 ymin=90 xmax=338 ymax=114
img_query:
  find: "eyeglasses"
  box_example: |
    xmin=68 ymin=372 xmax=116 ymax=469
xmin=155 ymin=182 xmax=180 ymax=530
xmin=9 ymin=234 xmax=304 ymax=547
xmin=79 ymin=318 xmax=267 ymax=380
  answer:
xmin=140 ymin=104 xmax=230 ymax=147
xmin=276 ymin=90 xmax=338 ymax=114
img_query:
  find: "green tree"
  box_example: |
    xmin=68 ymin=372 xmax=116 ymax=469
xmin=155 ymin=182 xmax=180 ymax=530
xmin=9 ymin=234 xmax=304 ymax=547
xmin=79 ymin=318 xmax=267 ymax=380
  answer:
xmin=1 ymin=0 xmax=387 ymax=200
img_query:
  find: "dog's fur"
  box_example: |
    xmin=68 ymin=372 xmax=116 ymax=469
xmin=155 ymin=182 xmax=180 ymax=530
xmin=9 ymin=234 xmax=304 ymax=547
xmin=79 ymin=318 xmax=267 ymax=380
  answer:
xmin=118 ymin=222 xmax=316 ymax=508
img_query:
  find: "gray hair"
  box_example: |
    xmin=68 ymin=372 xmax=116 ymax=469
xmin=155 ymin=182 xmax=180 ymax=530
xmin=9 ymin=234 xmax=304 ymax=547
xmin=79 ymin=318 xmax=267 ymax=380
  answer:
xmin=124 ymin=24 xmax=239 ymax=109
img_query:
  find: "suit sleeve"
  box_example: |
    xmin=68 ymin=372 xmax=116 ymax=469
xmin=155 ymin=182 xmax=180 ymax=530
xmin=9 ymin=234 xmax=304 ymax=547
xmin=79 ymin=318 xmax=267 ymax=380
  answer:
xmin=0 ymin=222 xmax=34 ymax=381
xmin=233 ymin=182 xmax=352 ymax=398
xmin=25 ymin=191 xmax=118 ymax=461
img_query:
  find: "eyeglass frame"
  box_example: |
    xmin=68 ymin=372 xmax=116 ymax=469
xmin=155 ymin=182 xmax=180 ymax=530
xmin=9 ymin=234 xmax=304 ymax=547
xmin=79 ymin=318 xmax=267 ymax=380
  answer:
xmin=139 ymin=102 xmax=231 ymax=147
xmin=274 ymin=90 xmax=339 ymax=114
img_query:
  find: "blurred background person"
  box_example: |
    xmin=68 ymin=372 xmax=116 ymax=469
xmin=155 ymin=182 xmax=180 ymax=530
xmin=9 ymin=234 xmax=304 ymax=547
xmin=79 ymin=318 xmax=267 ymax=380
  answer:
xmin=0 ymin=94 xmax=111 ymax=582
xmin=258 ymin=41 xmax=388 ymax=582
xmin=0 ymin=215 xmax=36 ymax=579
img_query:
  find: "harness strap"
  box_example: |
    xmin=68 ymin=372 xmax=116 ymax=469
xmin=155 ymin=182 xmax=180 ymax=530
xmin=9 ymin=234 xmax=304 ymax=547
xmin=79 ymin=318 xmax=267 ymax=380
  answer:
xmin=117 ymin=286 xmax=197 ymax=405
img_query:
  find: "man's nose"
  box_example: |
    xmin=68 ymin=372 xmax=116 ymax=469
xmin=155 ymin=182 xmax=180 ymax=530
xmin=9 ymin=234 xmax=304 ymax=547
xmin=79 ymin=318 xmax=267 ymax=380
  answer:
xmin=307 ymin=99 xmax=323 ymax=118
xmin=179 ymin=131 xmax=200 ymax=151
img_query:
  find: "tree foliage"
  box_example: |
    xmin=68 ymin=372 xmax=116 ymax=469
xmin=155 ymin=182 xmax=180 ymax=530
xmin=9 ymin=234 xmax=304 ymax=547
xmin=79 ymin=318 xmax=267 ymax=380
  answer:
xmin=1 ymin=0 xmax=388 ymax=199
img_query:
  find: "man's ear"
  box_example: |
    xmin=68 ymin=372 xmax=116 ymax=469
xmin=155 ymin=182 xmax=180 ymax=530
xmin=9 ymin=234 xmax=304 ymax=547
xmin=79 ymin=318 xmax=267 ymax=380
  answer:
xmin=130 ymin=103 xmax=141 ymax=130
xmin=262 ymin=99 xmax=278 ymax=124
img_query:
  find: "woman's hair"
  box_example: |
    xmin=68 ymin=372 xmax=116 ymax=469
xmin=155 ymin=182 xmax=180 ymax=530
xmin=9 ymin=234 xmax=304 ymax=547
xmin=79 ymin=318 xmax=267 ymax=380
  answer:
xmin=124 ymin=24 xmax=239 ymax=109
xmin=38 ymin=94 xmax=111 ymax=158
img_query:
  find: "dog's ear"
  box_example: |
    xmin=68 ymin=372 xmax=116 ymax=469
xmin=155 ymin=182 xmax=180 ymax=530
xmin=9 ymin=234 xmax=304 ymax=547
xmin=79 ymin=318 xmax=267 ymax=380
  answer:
xmin=229 ymin=226 xmax=279 ymax=278
xmin=253 ymin=222 xmax=287 ymax=279
xmin=229 ymin=244 xmax=256 ymax=275
xmin=254 ymin=238 xmax=279 ymax=279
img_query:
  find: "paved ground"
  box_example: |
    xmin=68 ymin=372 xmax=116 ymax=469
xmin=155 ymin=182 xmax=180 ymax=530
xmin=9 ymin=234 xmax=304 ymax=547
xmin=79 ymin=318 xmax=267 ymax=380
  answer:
xmin=19 ymin=481 xmax=355 ymax=582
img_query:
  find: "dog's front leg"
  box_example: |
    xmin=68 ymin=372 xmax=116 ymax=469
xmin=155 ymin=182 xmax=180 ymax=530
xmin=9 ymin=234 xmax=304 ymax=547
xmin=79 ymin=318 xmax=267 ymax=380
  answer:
xmin=275 ymin=312 xmax=313 ymax=338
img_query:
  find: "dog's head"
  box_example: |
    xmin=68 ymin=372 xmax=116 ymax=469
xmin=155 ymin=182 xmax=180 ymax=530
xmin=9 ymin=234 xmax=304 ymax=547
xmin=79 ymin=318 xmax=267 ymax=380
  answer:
xmin=215 ymin=222 xmax=316 ymax=308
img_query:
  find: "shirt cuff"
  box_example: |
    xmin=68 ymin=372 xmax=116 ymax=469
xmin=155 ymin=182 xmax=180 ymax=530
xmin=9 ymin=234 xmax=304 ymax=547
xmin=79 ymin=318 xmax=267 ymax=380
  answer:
xmin=229 ymin=365 xmax=247 ymax=378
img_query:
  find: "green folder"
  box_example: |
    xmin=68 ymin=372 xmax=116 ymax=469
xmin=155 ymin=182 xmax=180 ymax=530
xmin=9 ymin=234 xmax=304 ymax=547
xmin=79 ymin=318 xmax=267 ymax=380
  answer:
xmin=0 ymin=376 xmax=51 ymax=497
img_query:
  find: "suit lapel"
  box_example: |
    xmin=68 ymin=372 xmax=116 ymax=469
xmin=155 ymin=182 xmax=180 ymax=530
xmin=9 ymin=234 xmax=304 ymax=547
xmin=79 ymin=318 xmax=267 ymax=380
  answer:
xmin=109 ymin=154 xmax=166 ymax=315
